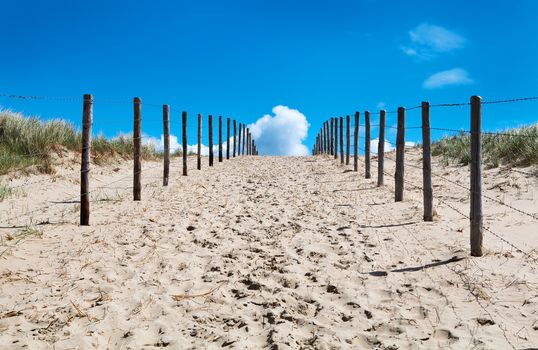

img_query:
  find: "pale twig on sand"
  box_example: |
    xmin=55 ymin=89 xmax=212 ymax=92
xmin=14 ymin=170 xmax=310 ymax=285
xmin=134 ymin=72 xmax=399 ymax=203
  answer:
xmin=171 ymin=281 xmax=227 ymax=301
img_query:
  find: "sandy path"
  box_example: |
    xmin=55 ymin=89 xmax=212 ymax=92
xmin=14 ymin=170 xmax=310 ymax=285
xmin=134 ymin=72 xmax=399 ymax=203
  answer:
xmin=0 ymin=152 xmax=537 ymax=349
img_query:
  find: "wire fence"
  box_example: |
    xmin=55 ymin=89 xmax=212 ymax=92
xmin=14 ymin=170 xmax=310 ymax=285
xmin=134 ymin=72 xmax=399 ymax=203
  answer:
xmin=0 ymin=92 xmax=259 ymax=228
xmin=313 ymin=94 xmax=538 ymax=258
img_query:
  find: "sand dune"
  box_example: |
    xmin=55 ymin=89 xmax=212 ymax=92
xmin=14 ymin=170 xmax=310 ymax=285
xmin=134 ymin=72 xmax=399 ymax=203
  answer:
xmin=1 ymin=150 xmax=537 ymax=349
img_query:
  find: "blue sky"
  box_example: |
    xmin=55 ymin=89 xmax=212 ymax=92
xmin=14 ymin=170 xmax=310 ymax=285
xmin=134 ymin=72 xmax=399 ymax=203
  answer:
xmin=1 ymin=0 xmax=537 ymax=155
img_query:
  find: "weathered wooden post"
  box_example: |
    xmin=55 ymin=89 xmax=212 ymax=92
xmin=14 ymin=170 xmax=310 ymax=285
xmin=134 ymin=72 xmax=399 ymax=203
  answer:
xmin=163 ymin=105 xmax=170 ymax=185
xmin=321 ymin=127 xmax=325 ymax=154
xmin=233 ymin=120 xmax=237 ymax=157
xmin=353 ymin=112 xmax=359 ymax=172
xmin=395 ymin=107 xmax=405 ymax=201
xmin=209 ymin=115 xmax=214 ymax=166
xmin=422 ymin=102 xmax=433 ymax=221
xmin=323 ymin=122 xmax=329 ymax=154
xmin=182 ymin=111 xmax=188 ymax=176
xmin=133 ymin=97 xmax=142 ymax=201
xmin=246 ymin=131 xmax=250 ymax=155
xmin=334 ymin=117 xmax=338 ymax=159
xmin=246 ymin=130 xmax=249 ymax=156
xmin=325 ymin=119 xmax=333 ymax=155
xmin=470 ymin=95 xmax=483 ymax=257
xmin=197 ymin=114 xmax=202 ymax=170
xmin=339 ymin=117 xmax=344 ymax=164
xmin=218 ymin=116 xmax=223 ymax=162
xmin=80 ymin=94 xmax=93 ymax=225
xmin=346 ymin=115 xmax=350 ymax=165
xmin=329 ymin=118 xmax=334 ymax=156
xmin=226 ymin=117 xmax=230 ymax=160
xmin=242 ymin=125 xmax=246 ymax=156
xmin=238 ymin=123 xmax=242 ymax=156
xmin=377 ymin=110 xmax=385 ymax=187
xmin=365 ymin=111 xmax=371 ymax=179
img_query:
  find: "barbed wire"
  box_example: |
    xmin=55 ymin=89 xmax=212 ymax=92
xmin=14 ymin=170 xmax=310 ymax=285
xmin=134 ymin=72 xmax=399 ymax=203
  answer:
xmin=483 ymin=96 xmax=538 ymax=105
xmin=381 ymin=152 xmax=538 ymax=221
xmin=376 ymin=154 xmax=532 ymax=256
xmin=0 ymin=162 xmax=165 ymax=226
xmin=430 ymin=102 xmax=470 ymax=107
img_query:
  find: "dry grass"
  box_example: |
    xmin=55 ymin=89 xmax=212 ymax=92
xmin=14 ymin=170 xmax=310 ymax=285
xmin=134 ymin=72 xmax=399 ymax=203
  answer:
xmin=432 ymin=124 xmax=538 ymax=169
xmin=0 ymin=109 xmax=160 ymax=175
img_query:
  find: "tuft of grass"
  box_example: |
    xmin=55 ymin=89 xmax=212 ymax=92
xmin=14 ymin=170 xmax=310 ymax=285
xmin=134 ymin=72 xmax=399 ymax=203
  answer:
xmin=0 ymin=183 xmax=13 ymax=201
xmin=0 ymin=109 xmax=159 ymax=174
xmin=432 ymin=124 xmax=538 ymax=168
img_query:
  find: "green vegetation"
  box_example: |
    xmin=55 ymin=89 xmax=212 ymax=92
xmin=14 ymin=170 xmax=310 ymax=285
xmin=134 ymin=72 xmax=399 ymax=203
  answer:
xmin=0 ymin=182 xmax=13 ymax=200
xmin=0 ymin=109 xmax=160 ymax=175
xmin=432 ymin=124 xmax=538 ymax=168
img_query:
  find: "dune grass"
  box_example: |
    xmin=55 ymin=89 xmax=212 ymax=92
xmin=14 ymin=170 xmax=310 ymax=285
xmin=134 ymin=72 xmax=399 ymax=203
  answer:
xmin=432 ymin=124 xmax=538 ymax=168
xmin=0 ymin=109 xmax=159 ymax=175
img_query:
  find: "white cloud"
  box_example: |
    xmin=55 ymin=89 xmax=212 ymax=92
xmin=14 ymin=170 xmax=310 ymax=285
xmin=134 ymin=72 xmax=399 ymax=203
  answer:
xmin=423 ymin=68 xmax=473 ymax=89
xmin=370 ymin=139 xmax=394 ymax=154
xmin=369 ymin=139 xmax=417 ymax=154
xmin=402 ymin=23 xmax=466 ymax=59
xmin=143 ymin=134 xmax=235 ymax=156
xmin=376 ymin=102 xmax=386 ymax=109
xmin=248 ymin=105 xmax=310 ymax=156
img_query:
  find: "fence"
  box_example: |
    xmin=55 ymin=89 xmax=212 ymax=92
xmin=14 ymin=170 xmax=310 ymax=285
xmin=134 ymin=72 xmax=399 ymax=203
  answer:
xmin=0 ymin=93 xmax=258 ymax=229
xmin=313 ymin=95 xmax=538 ymax=257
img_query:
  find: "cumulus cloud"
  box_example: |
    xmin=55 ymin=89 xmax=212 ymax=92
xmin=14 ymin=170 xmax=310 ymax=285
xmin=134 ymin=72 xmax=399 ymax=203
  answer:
xmin=422 ymin=68 xmax=473 ymax=89
xmin=402 ymin=23 xmax=466 ymax=59
xmin=248 ymin=105 xmax=310 ymax=156
xmin=369 ymin=139 xmax=418 ymax=154
xmin=143 ymin=134 xmax=180 ymax=152
xmin=143 ymin=134 xmax=234 ymax=156
xmin=370 ymin=139 xmax=394 ymax=154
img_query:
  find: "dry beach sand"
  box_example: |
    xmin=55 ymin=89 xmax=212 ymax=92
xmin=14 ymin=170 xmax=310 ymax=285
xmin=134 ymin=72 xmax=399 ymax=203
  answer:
xmin=0 ymin=150 xmax=537 ymax=349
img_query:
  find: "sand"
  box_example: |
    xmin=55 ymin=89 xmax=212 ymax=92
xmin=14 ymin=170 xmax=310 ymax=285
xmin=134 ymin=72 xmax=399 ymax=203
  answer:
xmin=0 ymin=150 xmax=537 ymax=349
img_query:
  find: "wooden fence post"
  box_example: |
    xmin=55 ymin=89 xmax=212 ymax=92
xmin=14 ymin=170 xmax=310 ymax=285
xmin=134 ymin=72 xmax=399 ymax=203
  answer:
xmin=133 ymin=97 xmax=142 ymax=201
xmin=226 ymin=117 xmax=230 ymax=160
xmin=242 ymin=125 xmax=246 ymax=156
xmin=395 ymin=107 xmax=405 ymax=201
xmin=334 ymin=117 xmax=338 ymax=159
xmin=218 ymin=116 xmax=223 ymax=162
xmin=422 ymin=102 xmax=433 ymax=221
xmin=321 ymin=127 xmax=325 ymax=154
xmin=247 ymin=128 xmax=250 ymax=156
xmin=377 ymin=110 xmax=385 ymax=187
xmin=238 ymin=123 xmax=242 ymax=157
xmin=346 ymin=115 xmax=350 ymax=165
xmin=197 ymin=114 xmax=202 ymax=170
xmin=353 ymin=112 xmax=359 ymax=172
xmin=182 ymin=111 xmax=188 ymax=176
xmin=365 ymin=111 xmax=371 ymax=179
xmin=163 ymin=105 xmax=170 ymax=186
xmin=80 ymin=94 xmax=93 ymax=225
xmin=470 ymin=95 xmax=483 ymax=257
xmin=233 ymin=120 xmax=237 ymax=157
xmin=329 ymin=118 xmax=334 ymax=156
xmin=209 ymin=115 xmax=214 ymax=166
xmin=339 ymin=116 xmax=344 ymax=164
xmin=323 ymin=121 xmax=329 ymax=154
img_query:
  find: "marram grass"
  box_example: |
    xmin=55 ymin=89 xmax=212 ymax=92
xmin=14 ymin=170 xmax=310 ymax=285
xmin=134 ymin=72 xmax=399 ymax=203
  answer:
xmin=0 ymin=109 xmax=159 ymax=175
xmin=432 ymin=124 xmax=538 ymax=168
